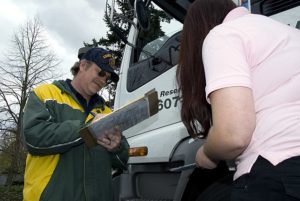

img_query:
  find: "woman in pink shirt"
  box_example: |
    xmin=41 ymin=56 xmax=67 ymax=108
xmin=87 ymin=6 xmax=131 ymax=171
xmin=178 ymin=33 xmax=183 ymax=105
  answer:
xmin=177 ymin=0 xmax=300 ymax=200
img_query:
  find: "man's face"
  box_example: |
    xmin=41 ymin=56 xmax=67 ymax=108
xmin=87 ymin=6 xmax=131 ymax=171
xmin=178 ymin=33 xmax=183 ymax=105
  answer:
xmin=78 ymin=61 xmax=111 ymax=96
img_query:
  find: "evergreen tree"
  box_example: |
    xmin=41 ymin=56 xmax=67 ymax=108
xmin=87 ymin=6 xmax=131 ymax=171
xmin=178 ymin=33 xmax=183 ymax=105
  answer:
xmin=84 ymin=0 xmax=171 ymax=107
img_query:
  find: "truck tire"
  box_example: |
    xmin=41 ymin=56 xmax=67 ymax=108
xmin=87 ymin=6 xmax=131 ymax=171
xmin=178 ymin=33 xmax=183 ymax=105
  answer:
xmin=195 ymin=174 xmax=233 ymax=201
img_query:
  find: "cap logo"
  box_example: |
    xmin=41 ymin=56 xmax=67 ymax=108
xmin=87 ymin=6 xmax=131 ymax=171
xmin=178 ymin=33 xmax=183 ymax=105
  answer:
xmin=110 ymin=58 xmax=116 ymax=68
xmin=103 ymin=53 xmax=112 ymax=59
xmin=102 ymin=53 xmax=116 ymax=69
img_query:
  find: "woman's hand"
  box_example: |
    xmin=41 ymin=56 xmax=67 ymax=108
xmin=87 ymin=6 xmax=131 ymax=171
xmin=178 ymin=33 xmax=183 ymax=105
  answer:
xmin=195 ymin=146 xmax=218 ymax=169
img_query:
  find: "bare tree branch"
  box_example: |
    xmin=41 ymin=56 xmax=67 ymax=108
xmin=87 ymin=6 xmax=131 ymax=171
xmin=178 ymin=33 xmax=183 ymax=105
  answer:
xmin=0 ymin=16 xmax=61 ymax=185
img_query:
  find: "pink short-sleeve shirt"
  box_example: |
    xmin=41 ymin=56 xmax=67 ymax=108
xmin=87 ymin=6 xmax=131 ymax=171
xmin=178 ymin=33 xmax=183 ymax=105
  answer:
xmin=203 ymin=7 xmax=300 ymax=180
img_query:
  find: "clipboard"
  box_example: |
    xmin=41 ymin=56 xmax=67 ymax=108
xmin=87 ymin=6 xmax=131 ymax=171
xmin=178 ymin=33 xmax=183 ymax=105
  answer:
xmin=80 ymin=89 xmax=159 ymax=147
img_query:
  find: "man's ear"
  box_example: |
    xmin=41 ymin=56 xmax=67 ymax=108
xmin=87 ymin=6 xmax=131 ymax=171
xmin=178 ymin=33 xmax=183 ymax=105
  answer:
xmin=79 ymin=60 xmax=86 ymax=72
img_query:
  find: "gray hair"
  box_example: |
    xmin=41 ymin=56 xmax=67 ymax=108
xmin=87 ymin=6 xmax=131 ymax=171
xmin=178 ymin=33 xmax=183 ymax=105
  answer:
xmin=70 ymin=60 xmax=93 ymax=76
xmin=70 ymin=61 xmax=80 ymax=76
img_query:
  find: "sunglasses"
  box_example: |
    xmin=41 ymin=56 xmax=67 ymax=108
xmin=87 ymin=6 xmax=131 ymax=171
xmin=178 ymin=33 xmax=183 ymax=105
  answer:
xmin=97 ymin=69 xmax=112 ymax=84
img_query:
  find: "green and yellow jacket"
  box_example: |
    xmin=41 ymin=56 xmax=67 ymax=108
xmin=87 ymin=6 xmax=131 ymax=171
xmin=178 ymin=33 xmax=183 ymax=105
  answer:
xmin=22 ymin=80 xmax=129 ymax=201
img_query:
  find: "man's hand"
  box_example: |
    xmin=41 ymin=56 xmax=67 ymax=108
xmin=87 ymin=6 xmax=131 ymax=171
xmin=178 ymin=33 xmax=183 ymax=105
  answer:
xmin=97 ymin=126 xmax=121 ymax=152
xmin=92 ymin=113 xmax=106 ymax=123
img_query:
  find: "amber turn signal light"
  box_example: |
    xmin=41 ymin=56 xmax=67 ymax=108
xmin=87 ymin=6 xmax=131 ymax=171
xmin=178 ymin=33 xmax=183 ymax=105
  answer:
xmin=128 ymin=146 xmax=148 ymax=157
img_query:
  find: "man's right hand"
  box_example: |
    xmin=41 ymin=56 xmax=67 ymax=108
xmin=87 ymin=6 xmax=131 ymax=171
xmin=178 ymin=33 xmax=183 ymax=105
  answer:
xmin=92 ymin=113 xmax=106 ymax=123
xmin=97 ymin=126 xmax=122 ymax=152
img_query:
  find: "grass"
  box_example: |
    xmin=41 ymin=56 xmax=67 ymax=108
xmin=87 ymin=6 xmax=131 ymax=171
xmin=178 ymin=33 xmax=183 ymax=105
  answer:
xmin=0 ymin=185 xmax=23 ymax=201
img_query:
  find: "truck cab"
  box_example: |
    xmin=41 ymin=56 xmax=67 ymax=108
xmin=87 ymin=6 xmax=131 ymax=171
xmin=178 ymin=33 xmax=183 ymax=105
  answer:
xmin=109 ymin=0 xmax=300 ymax=200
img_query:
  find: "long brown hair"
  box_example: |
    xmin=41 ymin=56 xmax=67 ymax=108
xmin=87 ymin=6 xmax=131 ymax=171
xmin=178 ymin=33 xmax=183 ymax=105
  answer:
xmin=177 ymin=0 xmax=236 ymax=138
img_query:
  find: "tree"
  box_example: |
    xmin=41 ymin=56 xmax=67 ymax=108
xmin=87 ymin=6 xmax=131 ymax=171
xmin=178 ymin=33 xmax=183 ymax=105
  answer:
xmin=84 ymin=0 xmax=171 ymax=106
xmin=0 ymin=17 xmax=60 ymax=185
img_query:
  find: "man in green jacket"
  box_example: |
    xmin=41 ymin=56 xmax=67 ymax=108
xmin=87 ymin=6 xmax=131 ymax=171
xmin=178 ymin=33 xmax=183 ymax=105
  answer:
xmin=22 ymin=47 xmax=129 ymax=201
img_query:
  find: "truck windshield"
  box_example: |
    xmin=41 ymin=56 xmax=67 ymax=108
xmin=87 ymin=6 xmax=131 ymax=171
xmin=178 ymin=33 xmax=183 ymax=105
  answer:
xmin=134 ymin=2 xmax=299 ymax=64
xmin=138 ymin=26 xmax=181 ymax=61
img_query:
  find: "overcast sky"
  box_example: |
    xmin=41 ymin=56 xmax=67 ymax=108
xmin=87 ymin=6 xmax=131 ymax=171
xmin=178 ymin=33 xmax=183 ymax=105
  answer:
xmin=0 ymin=0 xmax=109 ymax=79
xmin=1 ymin=0 xmax=299 ymax=81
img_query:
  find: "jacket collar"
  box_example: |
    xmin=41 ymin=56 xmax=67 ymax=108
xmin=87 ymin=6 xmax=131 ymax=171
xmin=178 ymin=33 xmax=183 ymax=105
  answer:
xmin=53 ymin=79 xmax=105 ymax=112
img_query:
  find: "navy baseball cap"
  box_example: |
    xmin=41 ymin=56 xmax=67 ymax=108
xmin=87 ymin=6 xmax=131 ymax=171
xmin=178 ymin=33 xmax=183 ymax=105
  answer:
xmin=82 ymin=47 xmax=119 ymax=83
xmin=78 ymin=47 xmax=92 ymax=60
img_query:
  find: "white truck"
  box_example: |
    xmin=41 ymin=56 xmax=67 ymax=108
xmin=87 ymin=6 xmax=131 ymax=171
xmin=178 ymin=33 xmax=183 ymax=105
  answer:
xmin=107 ymin=0 xmax=300 ymax=200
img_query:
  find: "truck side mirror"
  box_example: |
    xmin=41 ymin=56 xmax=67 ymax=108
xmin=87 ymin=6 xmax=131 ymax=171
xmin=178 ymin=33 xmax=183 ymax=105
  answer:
xmin=128 ymin=0 xmax=135 ymax=9
xmin=135 ymin=0 xmax=150 ymax=31
xmin=106 ymin=0 xmax=137 ymax=47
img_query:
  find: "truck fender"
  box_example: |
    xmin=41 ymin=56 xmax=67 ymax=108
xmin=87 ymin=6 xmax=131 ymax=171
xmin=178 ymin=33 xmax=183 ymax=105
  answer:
xmin=169 ymin=137 xmax=205 ymax=201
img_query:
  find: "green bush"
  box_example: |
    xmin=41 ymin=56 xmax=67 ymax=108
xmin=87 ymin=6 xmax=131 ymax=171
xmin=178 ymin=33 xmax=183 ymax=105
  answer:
xmin=0 ymin=185 xmax=23 ymax=201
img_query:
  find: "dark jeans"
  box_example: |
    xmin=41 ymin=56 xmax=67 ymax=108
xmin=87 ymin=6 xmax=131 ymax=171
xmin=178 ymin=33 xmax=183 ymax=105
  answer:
xmin=231 ymin=155 xmax=300 ymax=201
